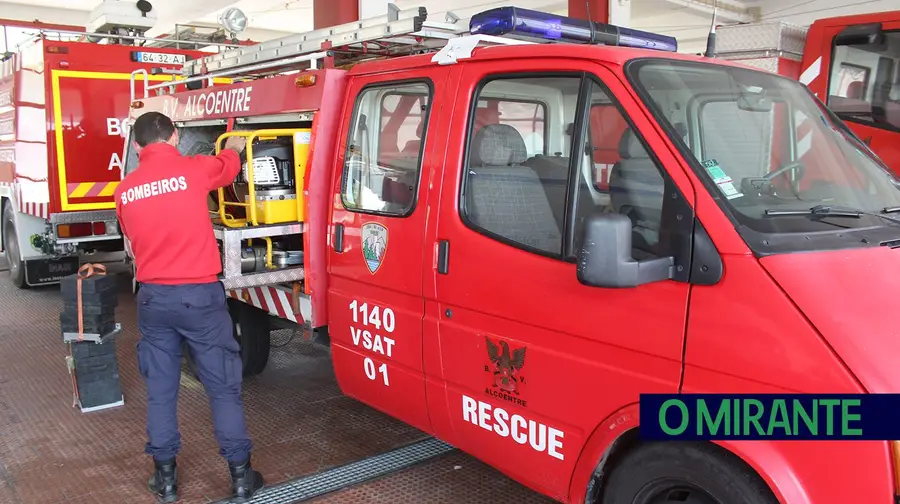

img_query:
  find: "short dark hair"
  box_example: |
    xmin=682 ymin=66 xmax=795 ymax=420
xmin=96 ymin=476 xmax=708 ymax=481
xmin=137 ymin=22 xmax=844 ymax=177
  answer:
xmin=132 ymin=112 xmax=176 ymax=147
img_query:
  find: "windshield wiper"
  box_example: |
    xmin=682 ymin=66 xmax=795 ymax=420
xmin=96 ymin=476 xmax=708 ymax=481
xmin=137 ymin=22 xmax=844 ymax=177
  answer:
xmin=764 ymin=204 xmax=900 ymax=225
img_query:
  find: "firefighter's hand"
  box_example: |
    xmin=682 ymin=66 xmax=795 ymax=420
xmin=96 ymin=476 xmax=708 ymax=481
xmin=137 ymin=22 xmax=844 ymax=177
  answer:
xmin=224 ymin=137 xmax=246 ymax=153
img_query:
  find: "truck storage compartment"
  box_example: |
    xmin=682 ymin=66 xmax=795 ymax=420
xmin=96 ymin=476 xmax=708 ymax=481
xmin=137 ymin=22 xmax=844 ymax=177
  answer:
xmin=216 ymin=126 xmax=311 ymax=228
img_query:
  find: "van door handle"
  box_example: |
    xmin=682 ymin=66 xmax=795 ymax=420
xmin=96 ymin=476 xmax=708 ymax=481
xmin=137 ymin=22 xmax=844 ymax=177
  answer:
xmin=437 ymin=240 xmax=450 ymax=275
xmin=334 ymin=224 xmax=344 ymax=253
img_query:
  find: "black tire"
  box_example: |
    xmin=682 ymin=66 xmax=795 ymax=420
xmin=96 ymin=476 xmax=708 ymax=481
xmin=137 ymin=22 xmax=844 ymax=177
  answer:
xmin=182 ymin=300 xmax=271 ymax=379
xmin=2 ymin=201 xmax=27 ymax=289
xmin=131 ymin=264 xmax=141 ymax=294
xmin=228 ymin=299 xmax=271 ymax=377
xmin=601 ymin=442 xmax=777 ymax=504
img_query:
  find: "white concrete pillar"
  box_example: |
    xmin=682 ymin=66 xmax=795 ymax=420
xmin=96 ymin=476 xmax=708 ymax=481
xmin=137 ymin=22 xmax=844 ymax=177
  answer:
xmin=359 ymin=0 xmax=392 ymax=20
xmin=609 ymin=0 xmax=631 ymax=27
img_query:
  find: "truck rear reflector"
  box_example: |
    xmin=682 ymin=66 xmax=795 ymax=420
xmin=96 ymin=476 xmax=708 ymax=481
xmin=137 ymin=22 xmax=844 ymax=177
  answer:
xmin=58 ymin=223 xmax=93 ymax=238
xmin=57 ymin=221 xmax=113 ymax=238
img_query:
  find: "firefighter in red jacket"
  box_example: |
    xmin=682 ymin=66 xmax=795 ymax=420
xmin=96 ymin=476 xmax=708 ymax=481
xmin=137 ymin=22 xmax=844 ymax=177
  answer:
xmin=115 ymin=112 xmax=264 ymax=503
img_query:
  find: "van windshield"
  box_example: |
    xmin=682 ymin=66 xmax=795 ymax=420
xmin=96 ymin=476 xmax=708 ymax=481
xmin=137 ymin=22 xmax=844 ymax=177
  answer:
xmin=626 ymin=59 xmax=900 ymax=236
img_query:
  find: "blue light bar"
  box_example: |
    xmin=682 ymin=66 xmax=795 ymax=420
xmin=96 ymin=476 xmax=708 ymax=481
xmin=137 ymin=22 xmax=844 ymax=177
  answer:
xmin=469 ymin=6 xmax=678 ymax=53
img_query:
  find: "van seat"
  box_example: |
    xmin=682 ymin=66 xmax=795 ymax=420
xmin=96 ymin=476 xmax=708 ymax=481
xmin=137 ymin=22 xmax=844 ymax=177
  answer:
xmin=466 ymin=124 xmax=562 ymax=254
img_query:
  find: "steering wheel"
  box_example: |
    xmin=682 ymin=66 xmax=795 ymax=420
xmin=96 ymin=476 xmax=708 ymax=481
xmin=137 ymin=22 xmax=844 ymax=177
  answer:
xmin=765 ymin=160 xmax=806 ymax=183
xmin=741 ymin=161 xmax=806 ymax=197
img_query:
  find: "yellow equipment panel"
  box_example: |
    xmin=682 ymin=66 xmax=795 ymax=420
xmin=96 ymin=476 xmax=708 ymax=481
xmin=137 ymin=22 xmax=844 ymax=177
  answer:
xmin=215 ymin=128 xmax=311 ymax=227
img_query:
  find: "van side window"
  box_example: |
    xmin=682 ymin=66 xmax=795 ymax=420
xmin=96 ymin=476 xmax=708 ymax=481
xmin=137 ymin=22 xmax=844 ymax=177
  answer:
xmin=572 ymin=81 xmax=666 ymax=258
xmin=461 ymin=76 xmax=580 ymax=257
xmin=475 ymin=98 xmax=547 ymax=158
xmin=341 ymin=81 xmax=431 ymax=216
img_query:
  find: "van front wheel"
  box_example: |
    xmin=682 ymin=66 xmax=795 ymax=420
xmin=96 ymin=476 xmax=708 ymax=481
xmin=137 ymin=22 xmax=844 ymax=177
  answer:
xmin=601 ymin=442 xmax=777 ymax=504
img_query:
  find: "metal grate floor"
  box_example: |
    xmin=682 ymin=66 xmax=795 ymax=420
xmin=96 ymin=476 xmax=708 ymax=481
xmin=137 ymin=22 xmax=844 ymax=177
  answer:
xmin=214 ymin=438 xmax=456 ymax=504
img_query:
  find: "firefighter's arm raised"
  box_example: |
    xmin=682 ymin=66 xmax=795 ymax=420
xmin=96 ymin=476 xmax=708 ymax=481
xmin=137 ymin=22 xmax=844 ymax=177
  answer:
xmin=198 ymin=136 xmax=247 ymax=190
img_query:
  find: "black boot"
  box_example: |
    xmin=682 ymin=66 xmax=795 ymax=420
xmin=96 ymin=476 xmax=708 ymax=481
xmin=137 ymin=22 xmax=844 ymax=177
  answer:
xmin=228 ymin=457 xmax=264 ymax=502
xmin=148 ymin=458 xmax=178 ymax=503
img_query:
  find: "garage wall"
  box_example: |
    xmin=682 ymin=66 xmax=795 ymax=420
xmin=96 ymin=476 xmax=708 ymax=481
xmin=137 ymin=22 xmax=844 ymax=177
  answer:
xmin=755 ymin=0 xmax=898 ymax=25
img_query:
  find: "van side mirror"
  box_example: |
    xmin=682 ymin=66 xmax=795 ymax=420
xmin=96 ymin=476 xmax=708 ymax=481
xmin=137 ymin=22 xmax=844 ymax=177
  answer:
xmin=576 ymin=213 xmax=674 ymax=288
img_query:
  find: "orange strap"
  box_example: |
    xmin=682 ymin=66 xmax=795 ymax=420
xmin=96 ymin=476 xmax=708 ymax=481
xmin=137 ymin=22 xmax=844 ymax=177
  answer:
xmin=69 ymin=263 xmax=107 ymax=408
xmin=76 ymin=263 xmax=106 ymax=340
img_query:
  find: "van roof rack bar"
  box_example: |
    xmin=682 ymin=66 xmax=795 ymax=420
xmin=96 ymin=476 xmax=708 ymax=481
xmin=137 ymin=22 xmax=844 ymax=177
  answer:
xmin=183 ymin=6 xmax=470 ymax=78
xmin=146 ymin=51 xmax=330 ymax=94
xmin=16 ymin=28 xmax=243 ymax=50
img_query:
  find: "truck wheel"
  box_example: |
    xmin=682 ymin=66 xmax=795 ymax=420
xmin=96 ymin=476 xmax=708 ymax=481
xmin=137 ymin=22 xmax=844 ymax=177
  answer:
xmin=601 ymin=442 xmax=777 ymax=504
xmin=2 ymin=202 xmax=27 ymax=289
xmin=131 ymin=264 xmax=140 ymax=294
xmin=228 ymin=299 xmax=271 ymax=377
xmin=181 ymin=301 xmax=271 ymax=379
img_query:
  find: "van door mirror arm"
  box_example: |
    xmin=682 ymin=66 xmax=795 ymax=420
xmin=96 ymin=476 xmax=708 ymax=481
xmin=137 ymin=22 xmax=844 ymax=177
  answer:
xmin=576 ymin=213 xmax=674 ymax=288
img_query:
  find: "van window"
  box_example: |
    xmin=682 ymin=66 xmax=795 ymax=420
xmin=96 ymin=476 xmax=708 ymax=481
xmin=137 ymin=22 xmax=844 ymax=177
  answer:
xmin=573 ymin=81 xmax=666 ymax=258
xmin=630 ymin=59 xmax=900 ymax=236
xmin=460 ymin=75 xmax=666 ymax=259
xmin=378 ymin=92 xmax=429 ymax=164
xmin=474 ymin=99 xmax=547 ymax=157
xmin=827 ymin=30 xmax=900 ymax=131
xmin=461 ymin=75 xmax=579 ymax=257
xmin=341 ymin=81 xmax=431 ymax=216
xmin=698 ymin=100 xmax=774 ymax=181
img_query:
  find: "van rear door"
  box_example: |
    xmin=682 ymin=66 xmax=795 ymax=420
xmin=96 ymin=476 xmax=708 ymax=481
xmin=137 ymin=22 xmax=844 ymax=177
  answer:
xmin=326 ymin=67 xmax=450 ymax=433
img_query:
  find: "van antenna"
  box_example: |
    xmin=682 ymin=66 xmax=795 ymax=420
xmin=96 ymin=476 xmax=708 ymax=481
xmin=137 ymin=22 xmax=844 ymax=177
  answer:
xmin=704 ymin=1 xmax=718 ymax=57
xmin=585 ymin=1 xmax=592 ymax=23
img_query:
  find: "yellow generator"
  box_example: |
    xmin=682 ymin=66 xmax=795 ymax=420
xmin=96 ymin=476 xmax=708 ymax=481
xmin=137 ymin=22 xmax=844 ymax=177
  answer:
xmin=217 ymin=129 xmax=311 ymax=227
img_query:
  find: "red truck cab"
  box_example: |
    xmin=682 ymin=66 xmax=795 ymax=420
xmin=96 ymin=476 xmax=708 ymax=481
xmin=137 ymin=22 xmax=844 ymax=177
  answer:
xmin=125 ymin=7 xmax=900 ymax=504
xmin=0 ymin=34 xmax=221 ymax=288
xmin=800 ymin=11 xmax=900 ymax=172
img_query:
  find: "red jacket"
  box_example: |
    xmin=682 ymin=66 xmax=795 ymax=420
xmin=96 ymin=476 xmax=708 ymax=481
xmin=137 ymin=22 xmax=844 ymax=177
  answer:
xmin=115 ymin=143 xmax=240 ymax=285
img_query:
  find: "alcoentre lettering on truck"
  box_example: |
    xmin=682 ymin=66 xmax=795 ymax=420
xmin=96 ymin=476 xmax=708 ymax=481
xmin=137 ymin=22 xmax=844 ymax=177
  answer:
xmin=122 ymin=6 xmax=900 ymax=504
xmin=160 ymin=86 xmax=253 ymax=119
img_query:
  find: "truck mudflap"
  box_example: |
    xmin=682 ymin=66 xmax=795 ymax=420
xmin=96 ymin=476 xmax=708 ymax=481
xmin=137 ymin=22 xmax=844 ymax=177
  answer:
xmin=25 ymin=256 xmax=80 ymax=286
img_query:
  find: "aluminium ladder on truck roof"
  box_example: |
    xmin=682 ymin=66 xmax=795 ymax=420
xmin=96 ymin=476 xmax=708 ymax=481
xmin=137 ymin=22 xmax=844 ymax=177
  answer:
xmin=135 ymin=5 xmax=474 ymax=98
xmin=133 ymin=5 xmax=684 ymax=100
xmin=185 ymin=6 xmax=468 ymax=75
xmin=133 ymin=6 xmax=545 ymax=100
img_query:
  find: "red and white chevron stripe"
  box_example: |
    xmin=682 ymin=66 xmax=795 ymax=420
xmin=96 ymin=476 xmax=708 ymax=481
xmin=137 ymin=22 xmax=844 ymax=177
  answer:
xmin=0 ymin=181 xmax=50 ymax=219
xmin=795 ymin=111 xmax=812 ymax=158
xmin=228 ymin=285 xmax=300 ymax=323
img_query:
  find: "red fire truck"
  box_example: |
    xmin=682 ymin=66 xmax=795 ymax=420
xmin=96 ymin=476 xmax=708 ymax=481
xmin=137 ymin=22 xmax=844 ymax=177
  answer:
xmin=0 ymin=30 xmax=228 ymax=288
xmin=716 ymin=11 xmax=900 ymax=171
xmin=124 ymin=6 xmax=900 ymax=504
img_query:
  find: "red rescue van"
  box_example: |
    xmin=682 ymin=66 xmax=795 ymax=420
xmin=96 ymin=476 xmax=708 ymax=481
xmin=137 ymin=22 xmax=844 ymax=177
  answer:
xmin=124 ymin=6 xmax=900 ymax=504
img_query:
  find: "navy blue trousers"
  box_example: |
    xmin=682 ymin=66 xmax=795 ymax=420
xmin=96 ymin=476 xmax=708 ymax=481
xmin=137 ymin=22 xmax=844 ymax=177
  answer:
xmin=136 ymin=282 xmax=252 ymax=464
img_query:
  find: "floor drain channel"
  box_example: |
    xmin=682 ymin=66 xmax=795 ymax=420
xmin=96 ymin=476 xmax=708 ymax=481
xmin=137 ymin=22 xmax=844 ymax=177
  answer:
xmin=214 ymin=437 xmax=456 ymax=504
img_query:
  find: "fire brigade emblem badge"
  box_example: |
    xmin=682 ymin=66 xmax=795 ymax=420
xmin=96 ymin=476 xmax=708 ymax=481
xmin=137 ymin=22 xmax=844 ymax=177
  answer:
xmin=361 ymin=222 xmax=388 ymax=274
xmin=485 ymin=336 xmax=526 ymax=395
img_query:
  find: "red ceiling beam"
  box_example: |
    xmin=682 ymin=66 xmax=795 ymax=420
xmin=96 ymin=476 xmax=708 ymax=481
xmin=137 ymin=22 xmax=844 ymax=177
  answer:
xmin=568 ymin=0 xmax=609 ymax=24
xmin=0 ymin=17 xmax=84 ymax=32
